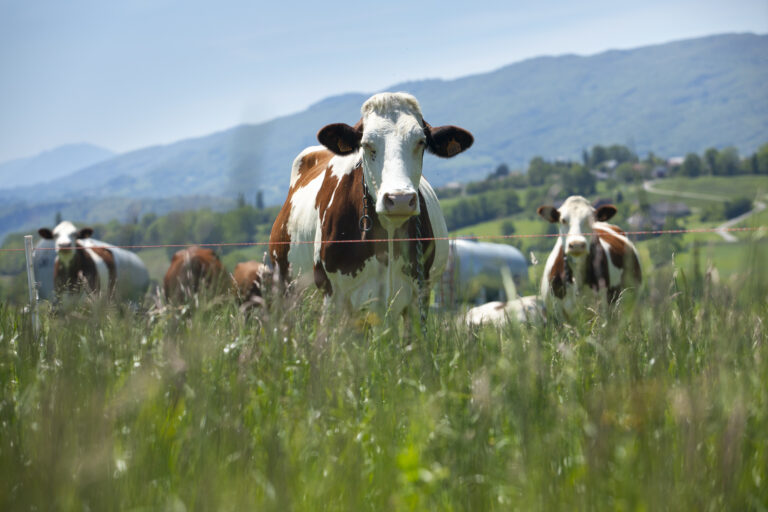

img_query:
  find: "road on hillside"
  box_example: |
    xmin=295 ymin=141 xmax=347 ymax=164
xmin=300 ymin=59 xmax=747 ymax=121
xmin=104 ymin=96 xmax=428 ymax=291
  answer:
xmin=643 ymin=180 xmax=765 ymax=242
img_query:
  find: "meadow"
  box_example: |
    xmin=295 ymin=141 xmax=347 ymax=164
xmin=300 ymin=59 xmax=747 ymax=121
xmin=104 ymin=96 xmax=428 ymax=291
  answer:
xmin=1 ymin=237 xmax=767 ymax=511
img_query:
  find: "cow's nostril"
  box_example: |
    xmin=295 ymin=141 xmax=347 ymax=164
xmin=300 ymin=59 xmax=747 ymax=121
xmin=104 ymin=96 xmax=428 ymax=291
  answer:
xmin=385 ymin=195 xmax=395 ymax=208
xmin=409 ymin=196 xmax=417 ymax=208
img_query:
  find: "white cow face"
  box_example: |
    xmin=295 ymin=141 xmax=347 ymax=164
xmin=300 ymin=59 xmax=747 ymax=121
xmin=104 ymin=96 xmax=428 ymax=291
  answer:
xmin=38 ymin=221 xmax=93 ymax=263
xmin=317 ymin=92 xmax=473 ymax=230
xmin=538 ymin=196 xmax=617 ymax=258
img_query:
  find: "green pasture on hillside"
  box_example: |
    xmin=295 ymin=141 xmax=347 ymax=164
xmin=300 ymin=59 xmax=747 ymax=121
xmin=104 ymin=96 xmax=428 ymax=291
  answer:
xmin=647 ymin=175 xmax=768 ymax=200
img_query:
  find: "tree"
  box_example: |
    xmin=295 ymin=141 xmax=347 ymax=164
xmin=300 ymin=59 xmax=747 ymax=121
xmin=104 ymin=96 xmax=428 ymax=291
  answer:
xmin=527 ymin=156 xmax=550 ymax=186
xmin=681 ymin=153 xmax=702 ymax=177
xmin=493 ymin=163 xmax=510 ymax=178
xmin=501 ymin=220 xmax=516 ymax=236
xmin=562 ymin=164 xmax=596 ymax=196
xmin=757 ymin=143 xmax=768 ymax=174
xmin=704 ymin=147 xmax=719 ymax=175
xmin=724 ymin=197 xmax=752 ymax=219
xmin=615 ymin=162 xmax=637 ymax=183
xmin=256 ymin=190 xmax=265 ymax=210
xmin=715 ymin=147 xmax=740 ymax=175
xmin=590 ymin=145 xmax=608 ymax=167
xmin=606 ymin=144 xmax=636 ymax=164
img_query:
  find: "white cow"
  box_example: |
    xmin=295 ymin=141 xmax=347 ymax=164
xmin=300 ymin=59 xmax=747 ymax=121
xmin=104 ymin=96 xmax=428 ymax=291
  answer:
xmin=37 ymin=221 xmax=149 ymax=302
xmin=537 ymin=196 xmax=642 ymax=317
xmin=269 ymin=92 xmax=473 ymax=318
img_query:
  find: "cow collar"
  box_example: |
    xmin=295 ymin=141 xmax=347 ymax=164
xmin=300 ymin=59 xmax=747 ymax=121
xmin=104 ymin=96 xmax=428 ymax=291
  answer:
xmin=359 ymin=165 xmax=374 ymax=233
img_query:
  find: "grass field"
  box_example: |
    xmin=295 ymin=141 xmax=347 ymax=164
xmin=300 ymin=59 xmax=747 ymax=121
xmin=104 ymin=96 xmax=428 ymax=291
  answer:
xmin=1 ymin=249 xmax=767 ymax=511
xmin=647 ymin=175 xmax=768 ymax=201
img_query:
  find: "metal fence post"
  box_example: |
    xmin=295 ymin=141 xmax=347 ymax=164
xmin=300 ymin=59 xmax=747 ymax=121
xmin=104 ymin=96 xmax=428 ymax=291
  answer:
xmin=24 ymin=235 xmax=39 ymax=338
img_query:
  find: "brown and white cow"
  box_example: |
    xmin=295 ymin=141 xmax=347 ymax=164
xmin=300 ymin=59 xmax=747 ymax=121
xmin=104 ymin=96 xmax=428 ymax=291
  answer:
xmin=163 ymin=246 xmax=227 ymax=302
xmin=537 ymin=196 xmax=642 ymax=316
xmin=38 ymin=221 xmax=149 ymax=302
xmin=269 ymin=92 xmax=473 ymax=317
xmin=233 ymin=260 xmax=271 ymax=310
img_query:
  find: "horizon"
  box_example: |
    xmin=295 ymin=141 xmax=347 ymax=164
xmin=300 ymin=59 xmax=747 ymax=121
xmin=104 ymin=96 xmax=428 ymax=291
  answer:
xmin=1 ymin=0 xmax=767 ymax=163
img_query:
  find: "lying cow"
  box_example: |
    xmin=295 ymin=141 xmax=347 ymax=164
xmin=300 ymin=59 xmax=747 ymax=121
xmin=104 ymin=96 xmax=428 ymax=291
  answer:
xmin=163 ymin=246 xmax=227 ymax=302
xmin=38 ymin=221 xmax=149 ymax=302
xmin=269 ymin=92 xmax=473 ymax=318
xmin=537 ymin=196 xmax=642 ymax=317
xmin=465 ymin=295 xmax=545 ymax=327
xmin=232 ymin=260 xmax=271 ymax=311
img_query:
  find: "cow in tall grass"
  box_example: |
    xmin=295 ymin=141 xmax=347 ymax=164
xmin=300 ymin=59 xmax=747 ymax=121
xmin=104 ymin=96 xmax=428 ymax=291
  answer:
xmin=269 ymin=92 xmax=473 ymax=318
xmin=233 ymin=260 xmax=271 ymax=311
xmin=163 ymin=246 xmax=228 ymax=302
xmin=38 ymin=221 xmax=149 ymax=302
xmin=537 ymin=196 xmax=642 ymax=317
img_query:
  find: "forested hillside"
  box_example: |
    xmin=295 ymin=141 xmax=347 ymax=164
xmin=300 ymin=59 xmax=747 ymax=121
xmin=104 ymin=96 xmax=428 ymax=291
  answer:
xmin=1 ymin=33 xmax=766 ymax=243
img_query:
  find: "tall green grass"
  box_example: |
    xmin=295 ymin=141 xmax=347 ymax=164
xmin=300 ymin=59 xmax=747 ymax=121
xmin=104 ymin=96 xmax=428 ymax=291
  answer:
xmin=1 ymin=250 xmax=767 ymax=511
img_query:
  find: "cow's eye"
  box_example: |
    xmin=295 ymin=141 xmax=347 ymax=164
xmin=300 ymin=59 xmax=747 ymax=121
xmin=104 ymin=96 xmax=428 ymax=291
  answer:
xmin=416 ymin=139 xmax=426 ymax=147
xmin=362 ymin=143 xmax=375 ymax=153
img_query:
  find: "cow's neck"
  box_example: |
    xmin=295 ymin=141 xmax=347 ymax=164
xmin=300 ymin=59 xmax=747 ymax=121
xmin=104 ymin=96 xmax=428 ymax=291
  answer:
xmin=568 ymin=255 xmax=588 ymax=292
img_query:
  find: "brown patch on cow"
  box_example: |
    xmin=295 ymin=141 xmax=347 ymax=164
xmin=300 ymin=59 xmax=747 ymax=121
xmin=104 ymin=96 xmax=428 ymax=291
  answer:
xmin=91 ymin=247 xmax=117 ymax=295
xmin=269 ymin=149 xmax=335 ymax=281
xmin=597 ymin=227 xmax=642 ymax=284
xmin=316 ymin=162 xmax=380 ymax=278
xmin=233 ymin=261 xmax=269 ymax=303
xmin=54 ymin=243 xmax=100 ymax=295
xmin=164 ymin=246 xmax=225 ymax=301
xmin=586 ymin=238 xmax=611 ymax=293
xmin=548 ymin=249 xmax=568 ymax=299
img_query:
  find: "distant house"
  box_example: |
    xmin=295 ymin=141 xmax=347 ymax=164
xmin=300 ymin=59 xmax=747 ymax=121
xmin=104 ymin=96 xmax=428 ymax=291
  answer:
xmin=652 ymin=201 xmax=691 ymax=218
xmin=652 ymin=166 xmax=669 ymax=179
xmin=667 ymin=156 xmax=685 ymax=167
xmin=436 ymin=181 xmax=464 ymax=198
xmin=627 ymin=201 xmax=691 ymax=235
xmin=600 ymin=159 xmax=618 ymax=172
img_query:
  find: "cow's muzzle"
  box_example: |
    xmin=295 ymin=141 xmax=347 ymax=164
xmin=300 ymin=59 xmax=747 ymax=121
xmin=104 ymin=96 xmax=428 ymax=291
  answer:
xmin=382 ymin=191 xmax=418 ymax=217
xmin=566 ymin=239 xmax=588 ymax=256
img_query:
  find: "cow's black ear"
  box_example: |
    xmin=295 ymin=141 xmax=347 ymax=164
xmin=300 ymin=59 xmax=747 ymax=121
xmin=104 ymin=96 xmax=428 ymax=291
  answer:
xmin=39 ymin=228 xmax=54 ymax=239
xmin=537 ymin=206 xmax=560 ymax=223
xmin=77 ymin=228 xmax=94 ymax=239
xmin=424 ymin=122 xmax=473 ymax=158
xmin=317 ymin=122 xmax=362 ymax=155
xmin=596 ymin=205 xmax=617 ymax=222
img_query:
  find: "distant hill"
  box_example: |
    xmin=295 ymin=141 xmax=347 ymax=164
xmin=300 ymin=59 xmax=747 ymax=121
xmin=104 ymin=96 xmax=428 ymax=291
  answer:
xmin=1 ymin=32 xmax=766 ymax=240
xmin=0 ymin=143 xmax=114 ymax=189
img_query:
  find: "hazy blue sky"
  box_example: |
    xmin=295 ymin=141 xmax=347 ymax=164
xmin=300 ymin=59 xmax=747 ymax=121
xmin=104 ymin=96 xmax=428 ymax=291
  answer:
xmin=1 ymin=0 xmax=766 ymax=163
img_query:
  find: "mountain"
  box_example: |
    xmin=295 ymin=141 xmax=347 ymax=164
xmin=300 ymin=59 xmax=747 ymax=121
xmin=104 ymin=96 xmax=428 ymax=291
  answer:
xmin=0 ymin=143 xmax=114 ymax=190
xmin=1 ymin=32 xmax=766 ymax=240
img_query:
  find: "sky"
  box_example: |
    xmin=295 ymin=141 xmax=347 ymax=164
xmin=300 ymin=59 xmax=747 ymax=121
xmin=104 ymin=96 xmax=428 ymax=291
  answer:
xmin=0 ymin=0 xmax=766 ymax=163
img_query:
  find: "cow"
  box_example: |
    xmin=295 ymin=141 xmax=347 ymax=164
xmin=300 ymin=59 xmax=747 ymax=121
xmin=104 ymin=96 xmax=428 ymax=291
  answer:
xmin=163 ymin=246 xmax=227 ymax=302
xmin=37 ymin=221 xmax=149 ymax=302
xmin=232 ymin=260 xmax=271 ymax=311
xmin=465 ymin=295 xmax=545 ymax=327
xmin=537 ymin=195 xmax=642 ymax=317
xmin=269 ymin=92 xmax=473 ymax=318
